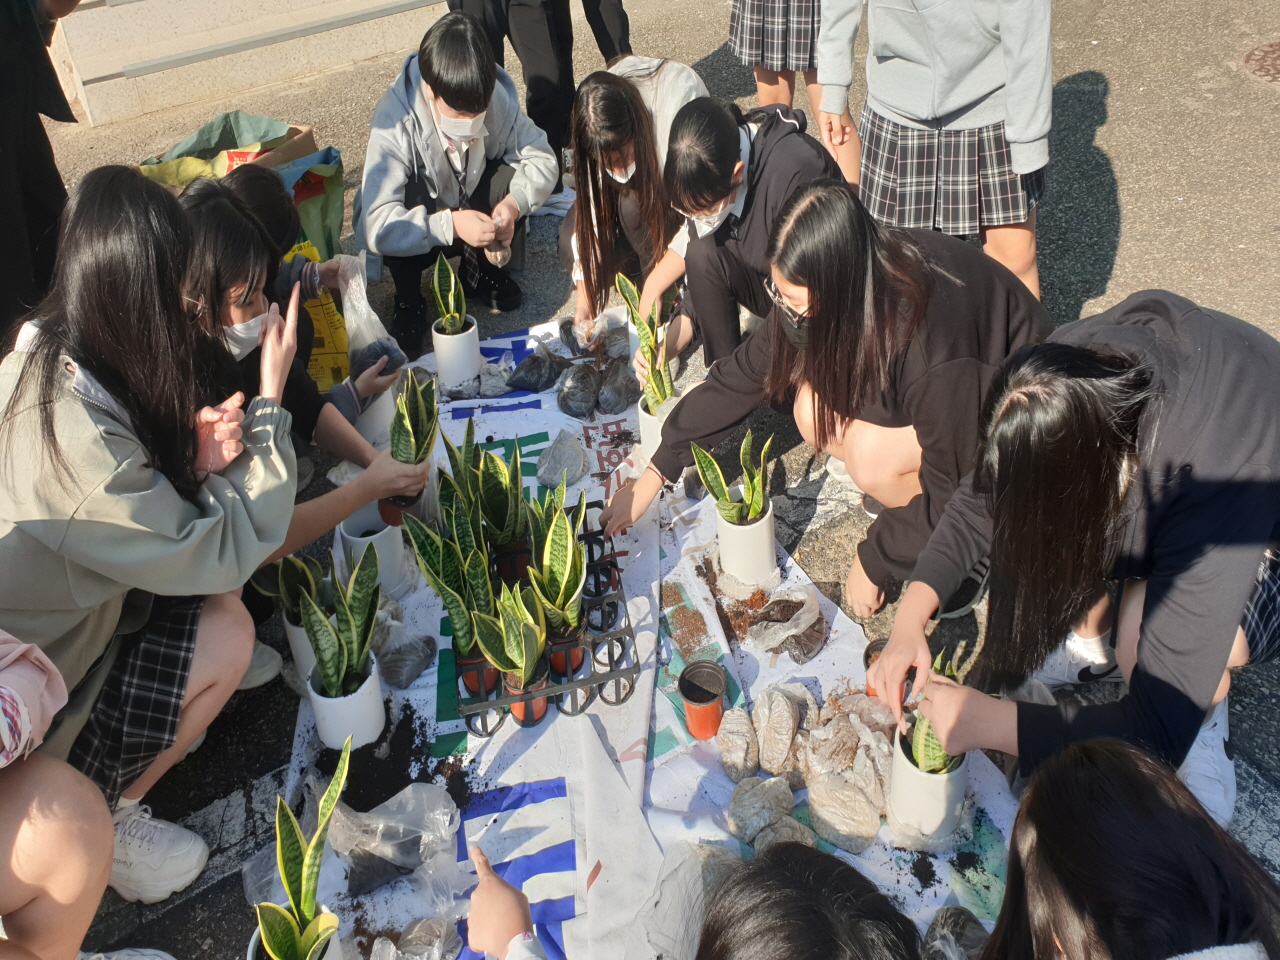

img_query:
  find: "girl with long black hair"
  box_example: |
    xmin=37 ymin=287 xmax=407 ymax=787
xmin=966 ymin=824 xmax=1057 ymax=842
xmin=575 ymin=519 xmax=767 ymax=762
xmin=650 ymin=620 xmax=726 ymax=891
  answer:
xmin=561 ymin=56 xmax=706 ymax=344
xmin=601 ymin=178 xmax=1050 ymax=616
xmin=986 ymin=738 xmax=1280 ymax=960
xmin=876 ymin=292 xmax=1280 ymax=825
xmin=0 ymin=165 xmax=298 ymax=905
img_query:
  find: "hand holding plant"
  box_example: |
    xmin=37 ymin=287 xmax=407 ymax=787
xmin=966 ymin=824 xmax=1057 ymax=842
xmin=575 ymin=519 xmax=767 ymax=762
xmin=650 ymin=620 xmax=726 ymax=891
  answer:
xmin=617 ymin=273 xmax=674 ymax=410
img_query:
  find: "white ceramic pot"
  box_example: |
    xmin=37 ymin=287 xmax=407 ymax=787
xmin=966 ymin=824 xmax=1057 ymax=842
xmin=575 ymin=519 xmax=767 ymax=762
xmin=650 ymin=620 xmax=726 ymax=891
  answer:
xmin=432 ymin=317 xmax=481 ymax=389
xmin=335 ymin=502 xmax=409 ymax=594
xmin=355 ymin=383 xmax=397 ymax=450
xmin=283 ymin=616 xmax=315 ymax=683
xmin=247 ymin=905 xmax=343 ymax=960
xmin=636 ymin=398 xmax=662 ymax=470
xmin=888 ymin=729 xmax=969 ymax=837
xmin=308 ymin=653 xmax=386 ymax=750
xmin=716 ymin=490 xmax=778 ymax=586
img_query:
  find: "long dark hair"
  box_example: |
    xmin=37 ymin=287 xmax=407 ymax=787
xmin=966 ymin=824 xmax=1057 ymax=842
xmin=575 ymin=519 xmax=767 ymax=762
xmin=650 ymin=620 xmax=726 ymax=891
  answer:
xmin=697 ymin=842 xmax=920 ymax=960
xmin=969 ymin=342 xmax=1154 ymax=693
xmin=221 ymin=163 xmax=300 ymax=254
xmin=178 ymin=176 xmax=279 ymax=339
xmin=984 ymin=738 xmax=1280 ymax=960
xmin=664 ymin=96 xmax=746 ymax=215
xmin=570 ymin=69 xmax=675 ymax=314
xmin=762 ymin=180 xmax=931 ymax=450
xmin=1 ymin=165 xmax=213 ymax=499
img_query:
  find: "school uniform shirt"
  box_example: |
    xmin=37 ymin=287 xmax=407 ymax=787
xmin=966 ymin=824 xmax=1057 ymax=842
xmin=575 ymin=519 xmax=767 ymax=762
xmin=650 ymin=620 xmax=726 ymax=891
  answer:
xmin=355 ymin=55 xmax=558 ymax=261
xmin=912 ymin=292 xmax=1280 ymax=772
xmin=653 ymin=228 xmax=1052 ymax=589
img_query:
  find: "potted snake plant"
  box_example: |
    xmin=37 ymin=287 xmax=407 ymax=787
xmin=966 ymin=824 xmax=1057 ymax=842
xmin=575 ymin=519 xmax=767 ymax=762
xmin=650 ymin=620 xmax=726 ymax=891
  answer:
xmin=249 ymin=737 xmax=350 ymax=960
xmin=474 ymin=584 xmax=550 ymax=727
xmin=250 ymin=555 xmax=331 ymax=681
xmin=618 ymin=273 xmax=675 ymax=467
xmin=888 ymin=651 xmax=970 ymax=838
xmin=692 ymin=430 xmax=778 ymax=587
xmin=382 ymin=368 xmax=440 ymax=522
xmin=526 ymin=479 xmax=589 ymax=676
xmin=477 ymin=445 xmax=530 ymax=584
xmin=300 ymin=545 xmax=385 ymax=750
xmin=430 ymin=253 xmax=481 ymax=390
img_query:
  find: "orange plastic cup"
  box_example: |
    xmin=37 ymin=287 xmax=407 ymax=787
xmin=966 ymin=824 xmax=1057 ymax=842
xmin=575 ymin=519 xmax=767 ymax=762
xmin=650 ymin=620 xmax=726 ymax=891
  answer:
xmin=679 ymin=661 xmax=727 ymax=740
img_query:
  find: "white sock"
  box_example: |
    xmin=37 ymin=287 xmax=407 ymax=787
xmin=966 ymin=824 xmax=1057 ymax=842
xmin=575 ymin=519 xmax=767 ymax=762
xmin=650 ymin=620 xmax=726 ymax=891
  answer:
xmin=115 ymin=794 xmax=142 ymax=812
xmin=1067 ymin=627 xmax=1113 ymax=655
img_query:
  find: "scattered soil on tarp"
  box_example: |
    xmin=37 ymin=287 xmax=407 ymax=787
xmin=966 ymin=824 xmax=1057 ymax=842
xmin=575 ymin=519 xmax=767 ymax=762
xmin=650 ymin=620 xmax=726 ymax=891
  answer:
xmin=317 ymin=702 xmax=430 ymax=812
xmin=666 ymin=603 xmax=711 ymax=660
xmin=694 ymin=557 xmax=740 ymax=647
xmin=912 ymin=852 xmax=938 ymax=889
xmin=426 ymin=752 xmax=485 ymax=813
xmin=951 ymin=850 xmax=980 ymax=873
xmin=601 ymin=429 xmax=637 ymax=448
xmin=759 ymin=598 xmax=803 ymax=622
xmin=351 ymin=907 xmax=400 ymax=957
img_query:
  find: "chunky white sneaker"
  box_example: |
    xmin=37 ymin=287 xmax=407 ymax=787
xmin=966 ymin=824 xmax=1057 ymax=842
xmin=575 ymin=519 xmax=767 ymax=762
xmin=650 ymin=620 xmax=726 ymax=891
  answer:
xmin=79 ymin=950 xmax=177 ymax=960
xmin=110 ymin=805 xmax=209 ymax=904
xmin=237 ymin=640 xmax=283 ymax=690
xmin=1030 ymin=629 xmax=1124 ymax=687
xmin=1178 ymin=698 xmax=1236 ymax=826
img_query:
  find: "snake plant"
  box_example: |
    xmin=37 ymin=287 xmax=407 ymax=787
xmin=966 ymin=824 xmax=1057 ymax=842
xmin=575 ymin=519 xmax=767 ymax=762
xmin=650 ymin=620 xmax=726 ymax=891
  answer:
xmin=526 ymin=479 xmax=588 ymax=638
xmin=432 ymin=253 xmax=468 ymax=335
xmin=473 ymin=583 xmax=547 ymax=688
xmin=256 ymin=736 xmax=350 ymax=960
xmin=390 ymin=368 xmax=439 ymax=466
xmin=692 ymin=430 xmax=774 ymax=525
xmin=617 ymin=273 xmax=674 ymax=411
xmin=404 ymin=501 xmax=493 ymax=660
xmin=911 ymin=650 xmax=964 ymax=774
xmin=477 ymin=445 xmax=529 ymax=548
xmin=300 ymin=544 xmax=381 ymax=697
xmin=250 ymin=555 xmax=327 ymax=626
xmin=440 ymin=418 xmax=482 ymax=513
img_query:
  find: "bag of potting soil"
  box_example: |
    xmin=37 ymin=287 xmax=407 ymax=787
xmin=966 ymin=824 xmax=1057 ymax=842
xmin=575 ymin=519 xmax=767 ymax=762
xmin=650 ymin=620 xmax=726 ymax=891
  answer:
xmin=596 ymin=357 xmax=643 ymax=414
xmin=335 ymin=252 xmax=394 ymax=363
xmin=286 ymin=239 xmax=351 ymax=391
xmin=716 ymin=707 xmax=759 ymax=782
xmin=558 ymin=362 xmax=601 ymax=419
xmin=745 ymin=584 xmax=827 ymax=665
xmin=536 ymin=428 xmax=589 ymax=487
xmin=371 ymin=598 xmax=436 ymax=689
xmin=508 ymin=342 xmax=572 ymax=393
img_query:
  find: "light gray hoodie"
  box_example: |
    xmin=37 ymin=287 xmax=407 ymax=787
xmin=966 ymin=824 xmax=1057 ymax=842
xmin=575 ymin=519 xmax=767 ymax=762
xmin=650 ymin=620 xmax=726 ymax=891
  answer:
xmin=816 ymin=0 xmax=1052 ymax=173
xmin=354 ymin=54 xmax=558 ymax=267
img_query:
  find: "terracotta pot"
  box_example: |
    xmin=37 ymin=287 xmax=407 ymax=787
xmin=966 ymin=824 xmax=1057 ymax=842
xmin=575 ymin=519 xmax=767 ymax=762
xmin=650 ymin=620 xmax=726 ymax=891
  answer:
xmin=456 ymin=642 xmax=499 ymax=696
xmin=493 ymin=537 xmax=532 ymax=586
xmin=378 ymin=499 xmax=405 ymax=526
xmin=678 ymin=660 xmax=726 ymax=740
xmin=248 ymin=905 xmax=342 ymax=960
xmin=505 ymin=659 xmax=551 ymax=727
xmin=716 ymin=491 xmax=778 ymax=587
xmin=888 ymin=729 xmax=969 ymax=837
xmin=548 ymin=624 xmax=587 ymax=677
xmin=432 ymin=317 xmax=481 ymax=390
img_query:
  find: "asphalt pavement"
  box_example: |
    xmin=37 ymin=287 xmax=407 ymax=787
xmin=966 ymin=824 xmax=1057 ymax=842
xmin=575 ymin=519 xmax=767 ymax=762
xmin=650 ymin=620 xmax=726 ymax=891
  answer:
xmin=40 ymin=0 xmax=1280 ymax=954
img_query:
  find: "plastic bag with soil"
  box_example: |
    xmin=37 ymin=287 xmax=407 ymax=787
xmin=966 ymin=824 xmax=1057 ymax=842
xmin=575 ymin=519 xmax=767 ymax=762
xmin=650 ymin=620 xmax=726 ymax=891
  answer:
xmin=752 ymin=687 xmax=799 ymax=776
xmin=536 ymin=427 xmax=589 ymax=487
xmin=371 ymin=597 xmax=436 ymax=689
xmin=371 ymin=916 xmax=464 ymax=960
xmin=745 ymin=584 xmax=827 ymax=664
xmin=802 ymin=713 xmax=861 ymax=779
xmin=923 ymin=905 xmax=989 ymax=960
xmin=725 ymin=776 xmax=792 ymax=843
xmin=478 ymin=350 xmax=514 ymax=398
xmin=597 ymin=358 xmax=643 ymax=414
xmin=327 ymin=782 xmax=460 ymax=896
xmin=716 ymin=707 xmax=759 ymax=782
xmin=776 ymin=682 xmax=822 ymax=731
xmin=753 ymin=815 xmax=816 ymax=853
xmin=558 ymin=362 xmax=600 ymax=419
xmin=820 ymin=692 xmax=896 ymax=740
xmin=509 ymin=342 xmax=573 ymax=393
xmin=351 ymin=337 xmax=407 ymax=382
xmin=603 ymin=326 xmax=632 ymax=359
xmin=623 ymin=842 xmax=743 ymax=960
xmin=807 ymin=771 xmax=882 ymax=854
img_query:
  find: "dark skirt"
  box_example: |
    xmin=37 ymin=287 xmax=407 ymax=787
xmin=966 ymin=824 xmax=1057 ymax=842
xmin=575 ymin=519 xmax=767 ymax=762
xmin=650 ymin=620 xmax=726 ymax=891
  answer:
xmin=857 ymin=101 xmax=1046 ymax=236
xmin=729 ymin=0 xmax=819 ymax=72
xmin=1243 ymin=544 xmax=1280 ymax=666
xmin=68 ymin=595 xmax=205 ymax=807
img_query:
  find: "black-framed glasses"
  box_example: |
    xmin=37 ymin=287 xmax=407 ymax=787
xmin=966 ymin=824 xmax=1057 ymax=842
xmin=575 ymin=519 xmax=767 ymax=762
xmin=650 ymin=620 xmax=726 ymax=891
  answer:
xmin=764 ymin=278 xmax=808 ymax=328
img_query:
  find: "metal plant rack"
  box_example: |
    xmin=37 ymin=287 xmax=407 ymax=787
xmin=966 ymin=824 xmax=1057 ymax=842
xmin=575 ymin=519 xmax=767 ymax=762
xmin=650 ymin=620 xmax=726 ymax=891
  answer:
xmin=456 ymin=502 xmax=640 ymax=738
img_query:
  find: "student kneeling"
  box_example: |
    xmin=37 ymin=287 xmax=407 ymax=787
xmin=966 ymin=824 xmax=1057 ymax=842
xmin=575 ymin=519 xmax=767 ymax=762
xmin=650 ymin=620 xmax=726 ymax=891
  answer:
xmin=356 ymin=11 xmax=559 ymax=357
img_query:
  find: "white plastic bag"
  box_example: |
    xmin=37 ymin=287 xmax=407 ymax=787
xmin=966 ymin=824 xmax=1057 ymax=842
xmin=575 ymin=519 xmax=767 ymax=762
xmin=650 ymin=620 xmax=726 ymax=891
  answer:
xmin=335 ymin=252 xmax=393 ymax=357
xmin=745 ymin=584 xmax=826 ymax=664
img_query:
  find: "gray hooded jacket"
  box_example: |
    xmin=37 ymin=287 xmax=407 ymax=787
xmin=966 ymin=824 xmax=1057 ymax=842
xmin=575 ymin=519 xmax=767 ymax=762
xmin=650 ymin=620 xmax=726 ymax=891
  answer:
xmin=354 ymin=54 xmax=558 ymax=266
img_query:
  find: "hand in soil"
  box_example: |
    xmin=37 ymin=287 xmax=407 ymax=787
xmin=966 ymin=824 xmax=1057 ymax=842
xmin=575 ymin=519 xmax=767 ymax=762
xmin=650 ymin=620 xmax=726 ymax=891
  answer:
xmin=466 ymin=845 xmax=534 ymax=960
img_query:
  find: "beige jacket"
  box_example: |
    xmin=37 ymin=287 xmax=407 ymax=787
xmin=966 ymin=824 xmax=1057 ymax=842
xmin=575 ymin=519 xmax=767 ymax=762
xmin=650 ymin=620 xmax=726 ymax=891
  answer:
xmin=0 ymin=339 xmax=295 ymax=758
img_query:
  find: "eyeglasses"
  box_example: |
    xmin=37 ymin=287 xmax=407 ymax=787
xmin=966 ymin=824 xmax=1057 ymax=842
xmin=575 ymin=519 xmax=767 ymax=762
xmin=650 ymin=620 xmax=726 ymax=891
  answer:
xmin=764 ymin=278 xmax=808 ymax=329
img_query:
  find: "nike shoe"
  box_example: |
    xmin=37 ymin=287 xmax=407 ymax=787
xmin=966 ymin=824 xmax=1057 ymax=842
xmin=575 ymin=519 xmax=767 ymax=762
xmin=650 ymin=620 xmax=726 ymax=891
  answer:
xmin=937 ymin=556 xmax=991 ymax=620
xmin=110 ymin=805 xmax=209 ymax=904
xmin=237 ymin=640 xmax=283 ymax=690
xmin=860 ymin=495 xmax=885 ymax=520
xmin=80 ymin=950 xmax=177 ymax=960
xmin=463 ymin=259 xmax=523 ymax=312
xmin=1178 ymin=697 xmax=1236 ymax=826
xmin=1030 ymin=629 xmax=1124 ymax=687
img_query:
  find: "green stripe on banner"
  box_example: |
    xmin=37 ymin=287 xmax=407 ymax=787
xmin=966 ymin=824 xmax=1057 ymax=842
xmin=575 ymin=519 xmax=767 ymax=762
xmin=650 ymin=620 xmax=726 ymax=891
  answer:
xmin=430 ymin=730 xmax=468 ymax=758
xmin=478 ymin=432 xmax=551 ymax=462
xmin=648 ymin=725 xmax=681 ymax=763
xmin=437 ymin=649 xmax=460 ymax=722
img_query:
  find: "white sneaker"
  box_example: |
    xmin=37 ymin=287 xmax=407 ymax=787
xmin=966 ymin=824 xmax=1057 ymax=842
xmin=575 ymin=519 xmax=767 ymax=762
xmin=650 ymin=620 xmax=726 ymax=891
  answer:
xmin=1178 ymin=698 xmax=1236 ymax=826
xmin=1030 ymin=629 xmax=1124 ymax=687
xmin=110 ymin=805 xmax=209 ymax=903
xmin=80 ymin=950 xmax=178 ymax=960
xmin=237 ymin=640 xmax=283 ymax=690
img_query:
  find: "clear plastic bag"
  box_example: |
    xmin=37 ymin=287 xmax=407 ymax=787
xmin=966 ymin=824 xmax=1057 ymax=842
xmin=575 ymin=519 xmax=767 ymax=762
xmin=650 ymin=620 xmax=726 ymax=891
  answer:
xmin=745 ymin=584 xmax=826 ymax=664
xmin=726 ymin=776 xmax=792 ymax=843
xmin=537 ymin=428 xmax=589 ymax=487
xmin=401 ymin=917 xmax=465 ymax=960
xmin=715 ymin=707 xmax=759 ymax=782
xmin=623 ymin=842 xmax=741 ymax=960
xmin=335 ymin=252 xmax=393 ymax=359
xmin=479 ymin=351 xmax=514 ymax=398
xmin=371 ymin=598 xmax=436 ymax=689
xmin=752 ymin=687 xmax=799 ymax=776
xmin=752 ymin=814 xmax=816 ymax=853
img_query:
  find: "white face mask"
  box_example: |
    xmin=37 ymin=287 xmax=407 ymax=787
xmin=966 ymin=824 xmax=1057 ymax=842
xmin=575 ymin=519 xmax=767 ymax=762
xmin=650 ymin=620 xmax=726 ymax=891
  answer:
xmin=223 ymin=312 xmax=265 ymax=361
xmin=690 ymin=195 xmax=734 ymax=238
xmin=435 ymin=102 xmax=486 ymax=143
xmin=607 ymin=161 xmax=636 ymax=184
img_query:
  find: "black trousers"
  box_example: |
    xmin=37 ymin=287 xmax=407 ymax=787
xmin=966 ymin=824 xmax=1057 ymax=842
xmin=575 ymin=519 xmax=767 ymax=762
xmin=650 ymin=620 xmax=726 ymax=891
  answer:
xmin=0 ymin=88 xmax=66 ymax=332
xmin=680 ymin=232 xmax=773 ymax=366
xmin=580 ymin=0 xmax=631 ymax=62
xmin=384 ymin=158 xmax=524 ymax=309
xmin=448 ymin=0 xmax=576 ymax=154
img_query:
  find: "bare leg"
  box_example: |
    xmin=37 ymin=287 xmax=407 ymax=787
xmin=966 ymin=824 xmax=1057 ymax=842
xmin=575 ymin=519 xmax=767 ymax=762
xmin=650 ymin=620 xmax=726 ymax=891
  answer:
xmin=0 ymin=755 xmax=113 ymax=960
xmin=753 ymin=66 xmax=797 ymax=107
xmin=982 ymin=210 xmax=1040 ymax=299
xmin=1075 ymin=586 xmax=1114 ymax=639
xmin=801 ymin=69 xmax=861 ymax=182
xmin=118 ymin=591 xmax=254 ymax=802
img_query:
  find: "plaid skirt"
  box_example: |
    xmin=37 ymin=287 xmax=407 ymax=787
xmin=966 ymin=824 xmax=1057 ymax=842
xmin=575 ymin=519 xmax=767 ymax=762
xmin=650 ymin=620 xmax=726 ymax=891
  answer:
xmin=68 ymin=595 xmax=204 ymax=807
xmin=857 ymin=102 xmax=1046 ymax=236
xmin=729 ymin=0 xmax=819 ymax=72
xmin=1243 ymin=544 xmax=1280 ymax=665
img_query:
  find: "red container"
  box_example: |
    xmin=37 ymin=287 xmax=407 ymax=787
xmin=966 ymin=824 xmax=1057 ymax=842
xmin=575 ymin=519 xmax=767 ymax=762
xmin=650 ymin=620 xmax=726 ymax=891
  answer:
xmin=456 ymin=644 xmax=499 ymax=696
xmin=378 ymin=499 xmax=405 ymax=527
xmin=493 ymin=537 xmax=532 ymax=586
xmin=548 ymin=625 xmax=587 ymax=677
xmin=678 ymin=661 xmax=727 ymax=740
xmin=505 ymin=659 xmax=551 ymax=727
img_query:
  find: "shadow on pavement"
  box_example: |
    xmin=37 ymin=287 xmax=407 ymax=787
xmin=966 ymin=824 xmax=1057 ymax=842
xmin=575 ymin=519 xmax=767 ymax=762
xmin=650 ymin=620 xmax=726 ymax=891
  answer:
xmin=694 ymin=41 xmax=757 ymax=102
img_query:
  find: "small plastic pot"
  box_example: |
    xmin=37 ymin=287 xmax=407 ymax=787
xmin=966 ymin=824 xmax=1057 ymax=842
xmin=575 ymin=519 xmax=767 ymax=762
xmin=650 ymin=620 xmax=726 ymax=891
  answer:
xmin=863 ymin=639 xmax=887 ymax=697
xmin=505 ymin=659 xmax=551 ymax=727
xmin=716 ymin=490 xmax=778 ymax=587
xmin=308 ymin=654 xmax=386 ymax=751
xmin=248 ymin=905 xmax=342 ymax=960
xmin=548 ymin=624 xmax=587 ymax=677
xmin=493 ymin=536 xmax=532 ymax=586
xmin=378 ymin=499 xmax=405 ymax=526
xmin=432 ymin=317 xmax=481 ymax=390
xmin=678 ymin=660 xmax=727 ymax=740
xmin=456 ymin=641 xmax=500 ymax=696
xmin=636 ymin=398 xmax=662 ymax=469
xmin=888 ymin=729 xmax=969 ymax=838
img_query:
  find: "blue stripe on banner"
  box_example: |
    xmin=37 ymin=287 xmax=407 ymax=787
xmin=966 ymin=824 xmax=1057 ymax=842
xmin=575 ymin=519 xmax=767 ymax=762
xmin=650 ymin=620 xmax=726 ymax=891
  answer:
xmin=455 ymin=919 xmax=567 ymax=960
xmin=492 ymin=840 xmax=575 ymax=889
xmin=530 ymin=895 xmax=576 ymax=925
xmin=463 ymin=778 xmax=569 ymax=820
xmin=450 ymin=399 xmax=545 ymax=419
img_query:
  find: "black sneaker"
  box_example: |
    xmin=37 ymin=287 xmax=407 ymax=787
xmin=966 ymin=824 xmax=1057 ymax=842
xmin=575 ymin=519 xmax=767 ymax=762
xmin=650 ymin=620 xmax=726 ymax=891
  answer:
xmin=393 ymin=299 xmax=427 ymax=360
xmin=463 ymin=259 xmax=523 ymax=312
